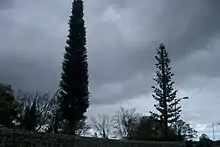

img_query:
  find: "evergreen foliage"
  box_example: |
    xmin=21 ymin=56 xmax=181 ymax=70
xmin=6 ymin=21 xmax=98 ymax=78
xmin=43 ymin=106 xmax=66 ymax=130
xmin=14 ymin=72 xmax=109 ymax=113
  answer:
xmin=59 ymin=0 xmax=89 ymax=134
xmin=150 ymin=43 xmax=181 ymax=140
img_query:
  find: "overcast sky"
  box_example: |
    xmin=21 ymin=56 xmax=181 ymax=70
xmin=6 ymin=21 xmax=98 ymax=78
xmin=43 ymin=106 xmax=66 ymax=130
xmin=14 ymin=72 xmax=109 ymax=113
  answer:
xmin=1 ymin=0 xmax=220 ymax=140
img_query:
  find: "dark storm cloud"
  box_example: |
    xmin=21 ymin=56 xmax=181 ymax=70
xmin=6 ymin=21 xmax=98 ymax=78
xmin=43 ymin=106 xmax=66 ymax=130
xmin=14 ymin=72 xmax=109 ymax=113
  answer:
xmin=1 ymin=0 xmax=220 ymax=106
xmin=122 ymin=0 xmax=220 ymax=70
xmin=163 ymin=0 xmax=220 ymax=58
xmin=2 ymin=0 xmax=220 ymax=138
xmin=0 ymin=8 xmax=65 ymax=93
xmin=87 ymin=0 xmax=220 ymax=104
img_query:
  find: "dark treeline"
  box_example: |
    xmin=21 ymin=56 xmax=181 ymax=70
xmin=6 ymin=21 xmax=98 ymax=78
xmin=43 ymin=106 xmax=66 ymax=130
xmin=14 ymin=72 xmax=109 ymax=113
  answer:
xmin=0 ymin=0 xmax=213 ymax=146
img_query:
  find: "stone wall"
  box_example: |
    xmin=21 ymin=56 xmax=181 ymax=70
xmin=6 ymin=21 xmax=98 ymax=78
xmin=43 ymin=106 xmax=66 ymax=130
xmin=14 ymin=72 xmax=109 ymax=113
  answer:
xmin=0 ymin=129 xmax=184 ymax=147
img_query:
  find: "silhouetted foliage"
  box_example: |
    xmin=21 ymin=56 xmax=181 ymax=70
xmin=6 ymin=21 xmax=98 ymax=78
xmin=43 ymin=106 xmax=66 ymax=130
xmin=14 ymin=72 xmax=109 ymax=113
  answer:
xmin=47 ymin=109 xmax=60 ymax=133
xmin=150 ymin=43 xmax=181 ymax=141
xmin=47 ymin=90 xmax=62 ymax=133
xmin=91 ymin=114 xmax=111 ymax=139
xmin=61 ymin=116 xmax=91 ymax=136
xmin=20 ymin=100 xmax=39 ymax=131
xmin=171 ymin=119 xmax=197 ymax=140
xmin=128 ymin=116 xmax=190 ymax=141
xmin=112 ymin=107 xmax=141 ymax=139
xmin=0 ymin=83 xmax=19 ymax=128
xmin=75 ymin=117 xmax=91 ymax=136
xmin=130 ymin=116 xmax=162 ymax=141
xmin=59 ymin=0 xmax=89 ymax=134
xmin=16 ymin=91 xmax=58 ymax=132
xmin=195 ymin=134 xmax=212 ymax=147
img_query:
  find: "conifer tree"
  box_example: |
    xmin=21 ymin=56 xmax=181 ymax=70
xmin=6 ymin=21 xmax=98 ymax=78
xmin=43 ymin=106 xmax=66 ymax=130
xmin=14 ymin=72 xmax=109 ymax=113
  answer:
xmin=59 ymin=0 xmax=89 ymax=134
xmin=150 ymin=43 xmax=181 ymax=140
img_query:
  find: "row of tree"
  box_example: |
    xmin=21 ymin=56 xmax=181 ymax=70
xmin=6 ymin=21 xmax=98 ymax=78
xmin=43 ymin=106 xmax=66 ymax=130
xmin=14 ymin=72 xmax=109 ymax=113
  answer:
xmin=0 ymin=86 xmax=88 ymax=135
xmin=91 ymin=107 xmax=197 ymax=141
xmin=0 ymin=86 xmax=196 ymax=141
xmin=0 ymin=0 xmax=200 ymax=143
xmin=55 ymin=0 xmax=198 ymax=141
xmin=56 ymin=0 xmax=200 ymax=141
xmin=0 ymin=0 xmax=89 ymax=137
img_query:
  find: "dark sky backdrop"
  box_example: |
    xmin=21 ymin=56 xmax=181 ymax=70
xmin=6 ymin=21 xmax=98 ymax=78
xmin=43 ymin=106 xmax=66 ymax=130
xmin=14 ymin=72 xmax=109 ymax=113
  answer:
xmin=1 ymin=0 xmax=220 ymax=139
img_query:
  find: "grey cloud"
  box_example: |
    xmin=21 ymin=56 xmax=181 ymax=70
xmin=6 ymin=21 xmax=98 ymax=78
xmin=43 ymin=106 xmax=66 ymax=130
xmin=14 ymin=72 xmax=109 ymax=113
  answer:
xmin=0 ymin=0 xmax=13 ymax=9
xmin=1 ymin=0 xmax=220 ymax=108
xmin=88 ymin=0 xmax=220 ymax=104
xmin=3 ymin=0 xmax=220 ymax=138
xmin=172 ymin=40 xmax=220 ymax=85
xmin=0 ymin=10 xmax=64 ymax=93
xmin=127 ymin=0 xmax=220 ymax=64
xmin=91 ymin=70 xmax=153 ymax=104
xmin=166 ymin=0 xmax=220 ymax=59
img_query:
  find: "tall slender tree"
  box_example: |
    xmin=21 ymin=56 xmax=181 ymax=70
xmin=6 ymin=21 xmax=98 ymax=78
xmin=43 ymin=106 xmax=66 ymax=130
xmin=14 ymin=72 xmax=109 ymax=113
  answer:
xmin=59 ymin=0 xmax=89 ymax=134
xmin=150 ymin=43 xmax=181 ymax=141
